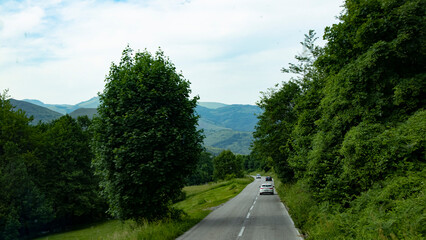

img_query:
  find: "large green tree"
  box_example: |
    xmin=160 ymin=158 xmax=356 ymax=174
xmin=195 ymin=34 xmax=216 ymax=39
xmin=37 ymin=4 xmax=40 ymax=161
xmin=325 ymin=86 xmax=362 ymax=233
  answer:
xmin=252 ymin=30 xmax=322 ymax=182
xmin=213 ymin=150 xmax=244 ymax=180
xmin=252 ymin=82 xmax=300 ymax=182
xmin=92 ymin=47 xmax=204 ymax=221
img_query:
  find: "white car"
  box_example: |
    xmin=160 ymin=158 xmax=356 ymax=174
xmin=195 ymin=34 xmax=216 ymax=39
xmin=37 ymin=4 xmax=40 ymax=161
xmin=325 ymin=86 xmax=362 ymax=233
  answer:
xmin=256 ymin=174 xmax=261 ymax=179
xmin=259 ymin=183 xmax=274 ymax=195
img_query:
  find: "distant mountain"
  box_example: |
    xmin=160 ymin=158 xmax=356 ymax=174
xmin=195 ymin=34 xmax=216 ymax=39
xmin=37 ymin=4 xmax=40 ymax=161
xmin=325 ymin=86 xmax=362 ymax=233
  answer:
xmin=198 ymin=102 xmax=228 ymax=109
xmin=22 ymin=99 xmax=76 ymax=115
xmin=18 ymin=97 xmax=261 ymax=155
xmin=194 ymin=104 xmax=261 ymax=154
xmin=196 ymin=105 xmax=261 ymax=132
xmin=10 ymin=99 xmax=63 ymax=124
xmin=202 ymin=129 xmax=253 ymax=155
xmin=74 ymin=97 xmax=100 ymax=109
xmin=22 ymin=97 xmax=99 ymax=115
xmin=69 ymin=108 xmax=98 ymax=119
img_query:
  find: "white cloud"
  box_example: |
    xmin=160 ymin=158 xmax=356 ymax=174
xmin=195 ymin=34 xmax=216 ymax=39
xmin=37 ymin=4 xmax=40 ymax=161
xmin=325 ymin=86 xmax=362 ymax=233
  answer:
xmin=0 ymin=0 xmax=344 ymax=105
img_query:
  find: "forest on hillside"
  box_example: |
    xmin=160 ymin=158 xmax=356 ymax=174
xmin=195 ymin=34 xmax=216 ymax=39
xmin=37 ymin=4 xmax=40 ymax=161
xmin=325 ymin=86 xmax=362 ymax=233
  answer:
xmin=252 ymin=0 xmax=425 ymax=238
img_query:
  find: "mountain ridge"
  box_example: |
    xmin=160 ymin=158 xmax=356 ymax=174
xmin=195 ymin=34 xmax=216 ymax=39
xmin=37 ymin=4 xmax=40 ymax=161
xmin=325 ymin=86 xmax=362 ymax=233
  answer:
xmin=12 ymin=97 xmax=260 ymax=154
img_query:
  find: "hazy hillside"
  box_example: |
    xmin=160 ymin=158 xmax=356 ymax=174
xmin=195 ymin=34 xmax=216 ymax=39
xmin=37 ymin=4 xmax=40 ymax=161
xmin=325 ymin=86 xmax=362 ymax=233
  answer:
xmin=10 ymin=99 xmax=63 ymax=124
xmin=22 ymin=97 xmax=99 ymax=114
xmin=203 ymin=129 xmax=253 ymax=155
xmin=23 ymin=99 xmax=77 ymax=114
xmin=18 ymin=97 xmax=261 ymax=154
xmin=196 ymin=104 xmax=261 ymax=132
xmin=197 ymin=118 xmax=231 ymax=131
xmin=69 ymin=108 xmax=98 ymax=119
xmin=198 ymin=102 xmax=228 ymax=109
xmin=75 ymin=97 xmax=100 ymax=109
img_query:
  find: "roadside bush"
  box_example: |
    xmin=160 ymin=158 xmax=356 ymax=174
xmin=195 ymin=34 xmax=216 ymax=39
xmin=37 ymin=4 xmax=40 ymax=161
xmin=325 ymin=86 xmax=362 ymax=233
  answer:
xmin=277 ymin=180 xmax=319 ymax=233
xmin=304 ymin=170 xmax=426 ymax=239
xmin=339 ymin=109 xmax=426 ymax=202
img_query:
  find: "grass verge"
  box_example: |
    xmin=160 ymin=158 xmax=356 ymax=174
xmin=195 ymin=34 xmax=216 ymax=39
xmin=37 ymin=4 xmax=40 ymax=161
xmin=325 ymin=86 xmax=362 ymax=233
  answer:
xmin=35 ymin=177 xmax=253 ymax=240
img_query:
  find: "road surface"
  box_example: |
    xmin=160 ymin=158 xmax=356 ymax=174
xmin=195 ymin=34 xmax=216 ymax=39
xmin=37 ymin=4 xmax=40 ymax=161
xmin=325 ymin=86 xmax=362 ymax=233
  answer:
xmin=177 ymin=176 xmax=303 ymax=240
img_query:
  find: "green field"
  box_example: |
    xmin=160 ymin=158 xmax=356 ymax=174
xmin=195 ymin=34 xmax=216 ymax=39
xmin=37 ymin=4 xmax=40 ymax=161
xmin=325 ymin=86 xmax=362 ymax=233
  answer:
xmin=36 ymin=177 xmax=253 ymax=240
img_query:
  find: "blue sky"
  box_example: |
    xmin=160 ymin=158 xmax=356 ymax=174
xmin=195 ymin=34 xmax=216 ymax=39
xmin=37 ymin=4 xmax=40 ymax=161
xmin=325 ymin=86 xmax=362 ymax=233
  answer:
xmin=0 ymin=0 xmax=344 ymax=105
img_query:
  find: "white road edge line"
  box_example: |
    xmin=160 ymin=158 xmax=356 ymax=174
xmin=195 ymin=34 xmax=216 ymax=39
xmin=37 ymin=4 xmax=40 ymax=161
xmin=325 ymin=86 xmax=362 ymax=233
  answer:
xmin=250 ymin=205 xmax=254 ymax=211
xmin=246 ymin=212 xmax=250 ymax=219
xmin=281 ymin=202 xmax=295 ymax=226
xmin=281 ymin=202 xmax=303 ymax=239
xmin=238 ymin=227 xmax=245 ymax=237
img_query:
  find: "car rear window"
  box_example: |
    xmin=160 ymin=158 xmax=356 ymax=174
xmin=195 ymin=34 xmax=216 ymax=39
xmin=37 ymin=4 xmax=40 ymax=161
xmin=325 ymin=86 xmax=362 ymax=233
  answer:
xmin=262 ymin=184 xmax=272 ymax=187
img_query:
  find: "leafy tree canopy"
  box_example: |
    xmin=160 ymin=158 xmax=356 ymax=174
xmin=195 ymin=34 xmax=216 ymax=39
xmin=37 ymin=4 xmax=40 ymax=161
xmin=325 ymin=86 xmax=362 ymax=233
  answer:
xmin=0 ymin=90 xmax=53 ymax=240
xmin=253 ymin=0 xmax=425 ymax=202
xmin=92 ymin=47 xmax=204 ymax=221
xmin=213 ymin=150 xmax=244 ymax=180
xmin=186 ymin=151 xmax=214 ymax=186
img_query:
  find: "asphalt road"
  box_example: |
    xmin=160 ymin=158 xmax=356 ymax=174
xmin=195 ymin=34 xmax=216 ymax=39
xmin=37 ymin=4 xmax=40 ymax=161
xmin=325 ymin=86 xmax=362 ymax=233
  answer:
xmin=177 ymin=176 xmax=303 ymax=240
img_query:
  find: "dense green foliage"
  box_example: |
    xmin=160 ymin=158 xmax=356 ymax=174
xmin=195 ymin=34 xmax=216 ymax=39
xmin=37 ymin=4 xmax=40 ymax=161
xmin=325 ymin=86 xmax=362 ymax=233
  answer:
xmin=253 ymin=0 xmax=425 ymax=238
xmin=276 ymin=169 xmax=425 ymax=239
xmin=186 ymin=152 xmax=214 ymax=186
xmin=37 ymin=115 xmax=105 ymax=227
xmin=92 ymin=47 xmax=204 ymax=222
xmin=213 ymin=150 xmax=244 ymax=180
xmin=0 ymin=91 xmax=105 ymax=239
xmin=0 ymin=92 xmax=52 ymax=240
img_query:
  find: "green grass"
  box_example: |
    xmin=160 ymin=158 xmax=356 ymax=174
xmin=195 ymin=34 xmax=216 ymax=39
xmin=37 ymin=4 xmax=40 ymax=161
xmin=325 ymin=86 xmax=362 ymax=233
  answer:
xmin=35 ymin=177 xmax=253 ymax=240
xmin=35 ymin=221 xmax=133 ymax=240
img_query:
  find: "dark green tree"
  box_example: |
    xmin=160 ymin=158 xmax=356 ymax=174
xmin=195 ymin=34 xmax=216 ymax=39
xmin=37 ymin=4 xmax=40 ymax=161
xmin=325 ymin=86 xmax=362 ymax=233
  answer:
xmin=252 ymin=31 xmax=322 ymax=182
xmin=38 ymin=115 xmax=103 ymax=227
xmin=307 ymin=0 xmax=426 ymax=201
xmin=251 ymin=0 xmax=425 ymax=237
xmin=92 ymin=47 xmax=204 ymax=221
xmin=213 ymin=150 xmax=244 ymax=180
xmin=284 ymin=31 xmax=325 ymax=179
xmin=241 ymin=154 xmax=260 ymax=172
xmin=252 ymin=81 xmax=301 ymax=182
xmin=0 ymin=91 xmax=53 ymax=240
xmin=186 ymin=151 xmax=214 ymax=186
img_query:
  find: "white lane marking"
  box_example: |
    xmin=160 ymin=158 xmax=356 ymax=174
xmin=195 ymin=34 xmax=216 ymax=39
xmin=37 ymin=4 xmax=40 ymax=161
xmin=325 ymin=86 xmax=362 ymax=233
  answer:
xmin=238 ymin=227 xmax=245 ymax=237
xmin=237 ymin=189 xmax=258 ymax=239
